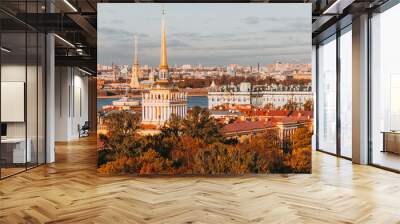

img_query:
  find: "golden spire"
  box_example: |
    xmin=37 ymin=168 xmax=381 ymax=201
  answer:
xmin=130 ymin=35 xmax=141 ymax=89
xmin=133 ymin=35 xmax=138 ymax=65
xmin=159 ymin=8 xmax=168 ymax=79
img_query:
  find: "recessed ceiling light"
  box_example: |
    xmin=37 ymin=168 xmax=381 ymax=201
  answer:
xmin=78 ymin=67 xmax=93 ymax=76
xmin=54 ymin=34 xmax=75 ymax=48
xmin=63 ymin=0 xmax=78 ymax=12
xmin=323 ymin=0 xmax=354 ymax=15
xmin=1 ymin=47 xmax=11 ymax=53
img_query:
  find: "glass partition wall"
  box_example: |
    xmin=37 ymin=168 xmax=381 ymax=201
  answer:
xmin=316 ymin=25 xmax=353 ymax=159
xmin=370 ymin=3 xmax=400 ymax=171
xmin=315 ymin=1 xmax=400 ymax=172
xmin=339 ymin=27 xmax=352 ymax=159
xmin=317 ymin=35 xmax=337 ymax=155
xmin=0 ymin=3 xmax=46 ymax=179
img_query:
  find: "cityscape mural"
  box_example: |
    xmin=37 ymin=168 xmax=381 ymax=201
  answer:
xmin=97 ymin=3 xmax=313 ymax=175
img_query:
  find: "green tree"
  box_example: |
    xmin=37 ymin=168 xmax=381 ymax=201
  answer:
xmin=239 ymin=130 xmax=285 ymax=173
xmin=182 ymin=106 xmax=223 ymax=143
xmin=160 ymin=114 xmax=184 ymax=138
xmin=100 ymin=111 xmax=141 ymax=157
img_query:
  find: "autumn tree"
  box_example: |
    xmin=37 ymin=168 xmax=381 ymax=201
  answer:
xmin=99 ymin=111 xmax=142 ymax=157
xmin=303 ymin=99 xmax=313 ymax=111
xmin=239 ymin=130 xmax=286 ymax=173
xmin=264 ymin=103 xmax=275 ymax=110
xmin=135 ymin=149 xmax=171 ymax=174
xmin=282 ymin=127 xmax=312 ymax=173
xmin=98 ymin=156 xmax=135 ymax=174
xmin=291 ymin=127 xmax=312 ymax=150
xmin=140 ymin=134 xmax=175 ymax=159
xmin=182 ymin=106 xmax=223 ymax=143
xmin=193 ymin=143 xmax=250 ymax=175
xmin=171 ymin=136 xmax=207 ymax=174
xmin=98 ymin=107 xmax=313 ymax=175
xmin=160 ymin=114 xmax=184 ymax=138
xmin=287 ymin=147 xmax=311 ymax=173
xmin=282 ymin=100 xmax=299 ymax=111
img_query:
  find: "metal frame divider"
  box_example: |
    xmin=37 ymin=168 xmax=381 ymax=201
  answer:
xmin=315 ymin=44 xmax=319 ymax=151
xmin=367 ymin=10 xmax=373 ymax=165
xmin=0 ymin=0 xmax=48 ymax=180
xmin=0 ymin=21 xmax=2 ymax=179
xmin=315 ymin=23 xmax=353 ymax=162
xmin=336 ymin=25 xmax=341 ymax=157
xmin=25 ymin=1 xmax=28 ymax=172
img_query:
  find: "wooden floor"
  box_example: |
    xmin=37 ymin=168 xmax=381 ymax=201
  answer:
xmin=0 ymin=167 xmax=26 ymax=178
xmin=1 ymin=137 xmax=400 ymax=224
xmin=373 ymin=151 xmax=400 ymax=171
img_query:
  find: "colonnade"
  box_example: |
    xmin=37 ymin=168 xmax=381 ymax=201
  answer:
xmin=142 ymin=104 xmax=187 ymax=123
xmin=142 ymin=91 xmax=188 ymax=124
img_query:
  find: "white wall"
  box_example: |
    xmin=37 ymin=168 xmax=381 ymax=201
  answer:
xmin=55 ymin=67 xmax=89 ymax=141
xmin=1 ymin=63 xmax=46 ymax=164
xmin=1 ymin=65 xmax=26 ymax=138
xmin=1 ymin=65 xmax=42 ymax=138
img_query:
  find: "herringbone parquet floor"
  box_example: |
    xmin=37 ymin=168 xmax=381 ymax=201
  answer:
xmin=1 ymin=137 xmax=400 ymax=224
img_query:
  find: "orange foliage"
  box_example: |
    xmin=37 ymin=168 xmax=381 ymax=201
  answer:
xmin=98 ymin=150 xmax=172 ymax=175
xmin=287 ymin=147 xmax=312 ymax=173
xmin=99 ymin=110 xmax=312 ymax=175
xmin=97 ymin=156 xmax=135 ymax=174
xmin=136 ymin=149 xmax=171 ymax=174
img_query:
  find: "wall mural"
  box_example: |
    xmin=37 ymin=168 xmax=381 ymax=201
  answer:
xmin=97 ymin=3 xmax=313 ymax=175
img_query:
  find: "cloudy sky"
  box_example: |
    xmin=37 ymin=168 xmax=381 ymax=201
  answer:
xmin=98 ymin=4 xmax=311 ymax=67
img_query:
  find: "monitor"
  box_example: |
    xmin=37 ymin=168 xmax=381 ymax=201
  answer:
xmin=1 ymin=123 xmax=7 ymax=137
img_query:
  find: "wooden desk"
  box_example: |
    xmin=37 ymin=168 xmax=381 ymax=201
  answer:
xmin=382 ymin=131 xmax=400 ymax=154
xmin=1 ymin=138 xmax=31 ymax=164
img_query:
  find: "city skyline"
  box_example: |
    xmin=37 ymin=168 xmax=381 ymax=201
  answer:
xmin=98 ymin=4 xmax=311 ymax=67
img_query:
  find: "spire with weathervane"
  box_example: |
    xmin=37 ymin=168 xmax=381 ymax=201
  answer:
xmin=159 ymin=8 xmax=169 ymax=80
xmin=130 ymin=35 xmax=141 ymax=88
xmin=141 ymin=6 xmax=187 ymax=127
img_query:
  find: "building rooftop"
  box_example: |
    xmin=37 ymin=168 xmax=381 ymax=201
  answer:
xmin=222 ymin=120 xmax=274 ymax=134
xmin=209 ymin=110 xmax=244 ymax=116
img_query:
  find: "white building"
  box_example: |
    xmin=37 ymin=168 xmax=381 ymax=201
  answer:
xmin=181 ymin=64 xmax=192 ymax=69
xmin=142 ymin=85 xmax=187 ymax=125
xmin=227 ymin=64 xmax=238 ymax=76
xmin=208 ymin=82 xmax=312 ymax=109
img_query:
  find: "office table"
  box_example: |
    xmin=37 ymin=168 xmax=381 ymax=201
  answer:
xmin=382 ymin=131 xmax=400 ymax=154
xmin=1 ymin=138 xmax=31 ymax=164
